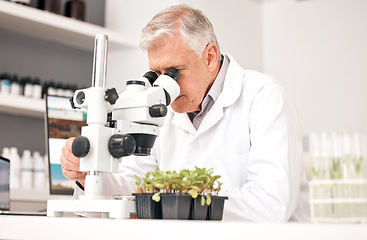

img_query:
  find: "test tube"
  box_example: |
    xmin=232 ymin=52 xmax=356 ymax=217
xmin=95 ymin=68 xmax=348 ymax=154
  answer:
xmin=309 ymin=132 xmax=332 ymax=218
xmin=309 ymin=132 xmax=321 ymax=181
xmin=351 ymin=132 xmax=365 ymax=218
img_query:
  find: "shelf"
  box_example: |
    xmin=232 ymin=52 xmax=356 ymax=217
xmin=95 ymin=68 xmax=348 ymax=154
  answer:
xmin=10 ymin=188 xmax=72 ymax=202
xmin=310 ymin=179 xmax=367 ymax=185
xmin=311 ymin=199 xmax=367 ymax=204
xmin=10 ymin=189 xmax=49 ymax=202
xmin=0 ymin=94 xmax=45 ymax=119
xmin=311 ymin=217 xmax=367 ymax=224
xmin=0 ymin=1 xmax=137 ymax=51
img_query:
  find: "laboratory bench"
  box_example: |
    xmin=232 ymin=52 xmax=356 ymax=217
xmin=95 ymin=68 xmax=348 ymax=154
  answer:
xmin=0 ymin=215 xmax=366 ymax=240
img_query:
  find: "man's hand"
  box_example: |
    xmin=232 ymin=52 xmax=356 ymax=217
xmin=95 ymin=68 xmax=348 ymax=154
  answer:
xmin=60 ymin=137 xmax=87 ymax=188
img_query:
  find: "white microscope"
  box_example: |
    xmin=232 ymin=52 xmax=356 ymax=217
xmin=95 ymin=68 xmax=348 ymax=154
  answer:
xmin=47 ymin=34 xmax=180 ymax=218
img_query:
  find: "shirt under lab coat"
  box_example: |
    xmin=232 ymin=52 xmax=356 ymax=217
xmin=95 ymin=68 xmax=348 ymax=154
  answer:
xmin=74 ymin=53 xmax=310 ymax=222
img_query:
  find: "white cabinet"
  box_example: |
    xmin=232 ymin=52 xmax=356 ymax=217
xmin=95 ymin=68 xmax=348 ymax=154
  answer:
xmin=0 ymin=1 xmax=137 ymax=118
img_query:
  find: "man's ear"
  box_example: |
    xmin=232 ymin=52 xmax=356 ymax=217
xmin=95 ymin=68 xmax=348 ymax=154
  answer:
xmin=204 ymin=43 xmax=219 ymax=72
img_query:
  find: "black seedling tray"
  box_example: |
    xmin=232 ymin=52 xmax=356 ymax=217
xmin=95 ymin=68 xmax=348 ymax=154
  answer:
xmin=160 ymin=193 xmax=191 ymax=220
xmin=134 ymin=193 xmax=228 ymax=220
xmin=133 ymin=193 xmax=162 ymax=219
xmin=207 ymin=196 xmax=228 ymax=220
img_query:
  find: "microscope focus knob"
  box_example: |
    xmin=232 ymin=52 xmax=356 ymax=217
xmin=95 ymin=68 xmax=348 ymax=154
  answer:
xmin=149 ymin=104 xmax=167 ymax=118
xmin=108 ymin=134 xmax=136 ymax=158
xmin=105 ymin=88 xmax=119 ymax=105
xmin=72 ymin=136 xmax=90 ymax=158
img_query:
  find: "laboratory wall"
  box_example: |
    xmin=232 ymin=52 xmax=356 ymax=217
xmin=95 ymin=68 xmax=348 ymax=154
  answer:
xmin=104 ymin=0 xmax=263 ymax=92
xmin=106 ymin=0 xmax=367 ymax=140
xmin=262 ymin=0 xmax=367 ymax=136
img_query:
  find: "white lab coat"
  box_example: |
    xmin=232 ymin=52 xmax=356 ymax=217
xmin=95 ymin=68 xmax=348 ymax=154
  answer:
xmin=74 ymin=53 xmax=310 ymax=222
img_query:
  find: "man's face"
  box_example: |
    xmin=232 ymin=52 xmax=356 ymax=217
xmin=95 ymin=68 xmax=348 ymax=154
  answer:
xmin=148 ymin=36 xmax=213 ymax=113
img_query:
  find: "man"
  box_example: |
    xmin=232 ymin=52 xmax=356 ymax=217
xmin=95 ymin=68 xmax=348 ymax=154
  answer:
xmin=61 ymin=4 xmax=310 ymax=221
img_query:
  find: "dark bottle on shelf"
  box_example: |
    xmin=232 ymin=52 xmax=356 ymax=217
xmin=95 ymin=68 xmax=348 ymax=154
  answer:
xmin=38 ymin=0 xmax=60 ymax=14
xmin=10 ymin=0 xmax=31 ymax=6
xmin=65 ymin=0 xmax=86 ymax=21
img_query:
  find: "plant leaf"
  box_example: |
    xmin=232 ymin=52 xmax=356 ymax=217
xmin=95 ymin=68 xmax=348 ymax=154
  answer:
xmin=152 ymin=193 xmax=161 ymax=202
xmin=189 ymin=189 xmax=198 ymax=199
xmin=201 ymin=195 xmax=205 ymax=206
xmin=206 ymin=195 xmax=211 ymax=206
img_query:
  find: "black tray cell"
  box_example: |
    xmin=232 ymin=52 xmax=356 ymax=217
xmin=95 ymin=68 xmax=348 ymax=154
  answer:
xmin=133 ymin=193 xmax=162 ymax=219
xmin=161 ymin=193 xmax=191 ymax=220
xmin=207 ymin=196 xmax=228 ymax=220
xmin=189 ymin=196 xmax=208 ymax=220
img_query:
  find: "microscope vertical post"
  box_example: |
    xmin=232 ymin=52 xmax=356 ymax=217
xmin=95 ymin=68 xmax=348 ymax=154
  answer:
xmin=92 ymin=34 xmax=108 ymax=88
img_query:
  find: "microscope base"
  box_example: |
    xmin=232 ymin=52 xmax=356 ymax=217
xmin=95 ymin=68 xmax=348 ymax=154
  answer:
xmin=47 ymin=197 xmax=136 ymax=219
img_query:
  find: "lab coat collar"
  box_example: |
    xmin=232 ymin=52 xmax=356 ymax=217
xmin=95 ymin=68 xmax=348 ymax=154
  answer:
xmin=217 ymin=53 xmax=245 ymax=108
xmin=171 ymin=111 xmax=197 ymax=135
xmin=170 ymin=53 xmax=245 ymax=135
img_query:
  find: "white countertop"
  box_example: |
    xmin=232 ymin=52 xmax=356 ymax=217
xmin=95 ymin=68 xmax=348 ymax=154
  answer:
xmin=0 ymin=215 xmax=366 ymax=240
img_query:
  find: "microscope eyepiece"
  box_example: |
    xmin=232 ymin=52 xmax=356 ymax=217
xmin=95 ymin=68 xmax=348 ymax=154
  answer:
xmin=150 ymin=67 xmax=180 ymax=106
xmin=143 ymin=71 xmax=159 ymax=86
xmin=126 ymin=80 xmax=146 ymax=86
xmin=164 ymin=68 xmax=179 ymax=82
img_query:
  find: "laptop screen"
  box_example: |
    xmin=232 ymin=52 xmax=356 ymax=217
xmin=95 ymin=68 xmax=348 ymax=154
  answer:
xmin=45 ymin=95 xmax=87 ymax=195
xmin=0 ymin=157 xmax=10 ymax=211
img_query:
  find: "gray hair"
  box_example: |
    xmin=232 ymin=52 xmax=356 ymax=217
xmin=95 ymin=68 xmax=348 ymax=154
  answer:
xmin=139 ymin=4 xmax=221 ymax=62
